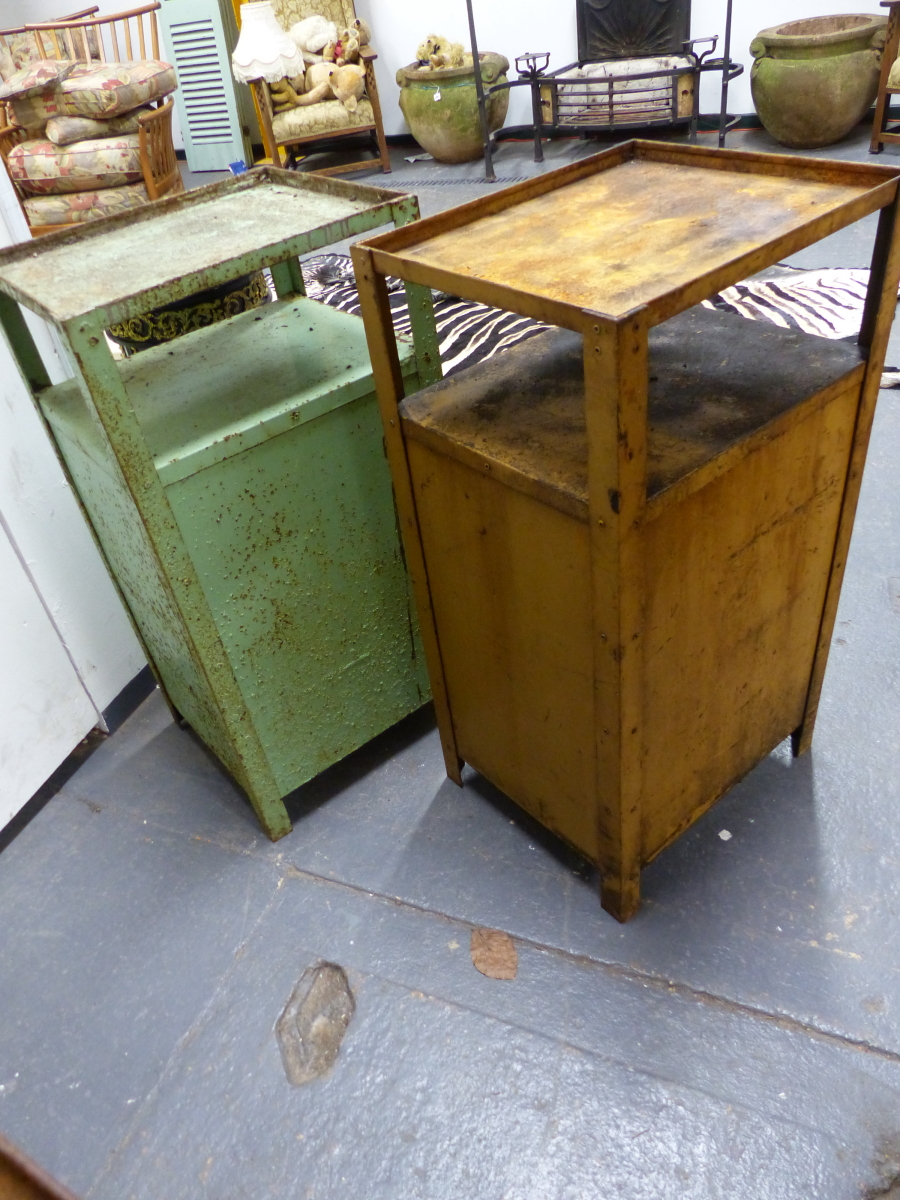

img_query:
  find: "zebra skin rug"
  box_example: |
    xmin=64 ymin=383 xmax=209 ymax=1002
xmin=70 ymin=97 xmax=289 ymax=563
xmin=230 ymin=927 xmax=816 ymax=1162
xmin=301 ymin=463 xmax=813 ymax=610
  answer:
xmin=299 ymin=256 xmax=900 ymax=388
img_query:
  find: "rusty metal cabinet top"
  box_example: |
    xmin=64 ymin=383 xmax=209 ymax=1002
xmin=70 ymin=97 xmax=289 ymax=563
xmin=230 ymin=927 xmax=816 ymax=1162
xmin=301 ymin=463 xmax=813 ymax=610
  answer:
xmin=0 ymin=167 xmax=415 ymax=326
xmin=356 ymin=140 xmax=900 ymax=328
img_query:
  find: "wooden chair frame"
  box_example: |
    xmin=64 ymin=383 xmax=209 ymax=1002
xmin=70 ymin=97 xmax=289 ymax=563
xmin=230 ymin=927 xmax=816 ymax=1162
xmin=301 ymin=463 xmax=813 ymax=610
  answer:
xmin=250 ymin=48 xmax=391 ymax=176
xmin=0 ymin=4 xmax=178 ymax=236
xmin=0 ymin=1132 xmax=80 ymax=1200
xmin=1 ymin=99 xmax=183 ymax=236
xmin=138 ymin=99 xmax=182 ymax=200
xmin=871 ymin=0 xmax=900 ymax=153
xmin=1 ymin=3 xmax=161 ymax=68
xmin=0 ymin=8 xmax=99 ymax=46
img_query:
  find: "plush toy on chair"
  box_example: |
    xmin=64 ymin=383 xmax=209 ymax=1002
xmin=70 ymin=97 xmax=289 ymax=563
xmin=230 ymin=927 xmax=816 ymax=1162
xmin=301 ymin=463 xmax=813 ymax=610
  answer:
xmin=232 ymin=0 xmax=391 ymax=176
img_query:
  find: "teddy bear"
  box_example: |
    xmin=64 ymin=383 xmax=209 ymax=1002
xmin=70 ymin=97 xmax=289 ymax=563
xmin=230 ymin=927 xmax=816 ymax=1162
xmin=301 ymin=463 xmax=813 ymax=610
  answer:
xmin=288 ymin=14 xmax=338 ymax=61
xmin=320 ymin=30 xmax=360 ymax=65
xmin=415 ymin=33 xmax=469 ymax=70
xmin=351 ymin=17 xmax=372 ymax=47
xmin=305 ymin=60 xmax=365 ymax=111
xmin=305 ymin=61 xmax=335 ymax=89
xmin=335 ymin=29 xmax=361 ymax=64
xmin=327 ymin=18 xmax=371 ymax=63
xmin=267 ymin=65 xmax=332 ymax=113
xmin=291 ymin=16 xmax=373 ymax=67
xmin=330 ymin=62 xmax=365 ymax=110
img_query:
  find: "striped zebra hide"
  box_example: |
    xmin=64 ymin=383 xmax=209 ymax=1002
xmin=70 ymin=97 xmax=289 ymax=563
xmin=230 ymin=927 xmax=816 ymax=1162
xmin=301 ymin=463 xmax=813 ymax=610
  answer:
xmin=299 ymin=256 xmax=900 ymax=389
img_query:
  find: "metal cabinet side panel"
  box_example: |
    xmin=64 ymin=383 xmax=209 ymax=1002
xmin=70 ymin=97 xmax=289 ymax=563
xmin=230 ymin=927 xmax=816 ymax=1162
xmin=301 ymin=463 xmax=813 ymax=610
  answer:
xmin=42 ymin=404 xmax=257 ymax=796
xmin=165 ymin=383 xmax=431 ymax=793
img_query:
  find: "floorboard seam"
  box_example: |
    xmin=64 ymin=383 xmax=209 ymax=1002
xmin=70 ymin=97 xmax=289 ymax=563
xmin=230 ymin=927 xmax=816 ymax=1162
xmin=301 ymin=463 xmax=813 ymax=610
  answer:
xmin=92 ymin=809 xmax=900 ymax=1072
xmin=348 ymin=967 xmax=837 ymax=1143
xmin=264 ymin=855 xmax=900 ymax=1069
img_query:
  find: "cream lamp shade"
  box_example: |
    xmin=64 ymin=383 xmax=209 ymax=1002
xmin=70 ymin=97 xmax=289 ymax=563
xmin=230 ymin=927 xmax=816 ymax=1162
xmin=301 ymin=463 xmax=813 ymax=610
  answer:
xmin=232 ymin=1 xmax=304 ymax=83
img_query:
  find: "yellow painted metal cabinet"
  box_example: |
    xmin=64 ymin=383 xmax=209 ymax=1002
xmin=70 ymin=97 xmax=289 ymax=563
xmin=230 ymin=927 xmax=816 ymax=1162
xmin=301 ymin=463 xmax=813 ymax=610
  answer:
xmin=352 ymin=141 xmax=900 ymax=920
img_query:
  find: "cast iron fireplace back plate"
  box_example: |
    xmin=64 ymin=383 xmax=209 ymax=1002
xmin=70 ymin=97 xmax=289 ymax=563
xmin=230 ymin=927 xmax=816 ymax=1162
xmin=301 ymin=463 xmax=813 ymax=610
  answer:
xmin=576 ymin=0 xmax=692 ymax=61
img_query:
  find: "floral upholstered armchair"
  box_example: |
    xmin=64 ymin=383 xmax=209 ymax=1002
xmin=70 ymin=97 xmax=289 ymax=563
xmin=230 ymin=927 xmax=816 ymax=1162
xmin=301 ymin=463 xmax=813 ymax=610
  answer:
xmin=0 ymin=3 xmax=183 ymax=235
xmin=246 ymin=0 xmax=391 ymax=174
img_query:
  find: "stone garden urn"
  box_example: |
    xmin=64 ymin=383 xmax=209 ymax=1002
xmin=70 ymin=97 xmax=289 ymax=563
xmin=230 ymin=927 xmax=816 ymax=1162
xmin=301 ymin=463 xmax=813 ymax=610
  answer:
xmin=397 ymin=52 xmax=510 ymax=164
xmin=750 ymin=14 xmax=887 ymax=149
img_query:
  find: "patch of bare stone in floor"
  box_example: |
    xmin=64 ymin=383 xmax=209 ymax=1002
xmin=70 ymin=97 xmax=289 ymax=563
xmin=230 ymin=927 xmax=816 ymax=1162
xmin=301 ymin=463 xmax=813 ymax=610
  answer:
xmin=866 ymin=1137 xmax=900 ymax=1198
xmin=276 ymin=961 xmax=355 ymax=1085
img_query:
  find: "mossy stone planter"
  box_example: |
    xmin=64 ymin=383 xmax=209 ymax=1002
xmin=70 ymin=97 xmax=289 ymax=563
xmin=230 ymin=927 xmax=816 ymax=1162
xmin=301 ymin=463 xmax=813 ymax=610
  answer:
xmin=397 ymin=53 xmax=510 ymax=164
xmin=751 ymin=14 xmax=887 ymax=149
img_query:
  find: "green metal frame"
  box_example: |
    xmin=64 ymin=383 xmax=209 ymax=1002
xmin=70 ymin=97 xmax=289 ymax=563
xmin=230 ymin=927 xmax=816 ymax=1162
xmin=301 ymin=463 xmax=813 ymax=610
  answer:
xmin=0 ymin=167 xmax=441 ymax=839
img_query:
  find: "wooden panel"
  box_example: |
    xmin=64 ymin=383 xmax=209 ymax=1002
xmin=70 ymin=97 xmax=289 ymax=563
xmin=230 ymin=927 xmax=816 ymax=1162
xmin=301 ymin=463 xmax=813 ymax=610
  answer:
xmin=401 ymin=308 xmax=863 ymax=890
xmin=0 ymin=1132 xmax=79 ymax=1200
xmin=353 ymin=141 xmax=900 ymax=918
xmin=640 ymin=379 xmax=859 ymax=860
xmin=405 ymin=439 xmax=597 ymax=860
xmin=795 ymin=188 xmax=900 ymax=753
xmin=584 ymin=313 xmax=647 ymax=922
xmin=363 ymin=139 xmax=897 ymax=259
xmin=395 ymin=159 xmax=882 ymax=321
xmin=352 ymin=244 xmax=464 ymax=784
xmin=405 ymin=376 xmax=859 ymax=876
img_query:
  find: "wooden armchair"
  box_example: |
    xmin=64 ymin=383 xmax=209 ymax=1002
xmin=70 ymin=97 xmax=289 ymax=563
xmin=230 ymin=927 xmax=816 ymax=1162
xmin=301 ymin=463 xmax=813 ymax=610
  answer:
xmin=0 ymin=8 xmax=98 ymax=74
xmin=871 ymin=0 xmax=900 ymax=152
xmin=239 ymin=0 xmax=390 ymax=175
xmin=3 ymin=3 xmax=162 ymax=68
xmin=0 ymin=4 xmax=182 ymax=235
xmin=1 ymin=100 xmax=183 ymax=235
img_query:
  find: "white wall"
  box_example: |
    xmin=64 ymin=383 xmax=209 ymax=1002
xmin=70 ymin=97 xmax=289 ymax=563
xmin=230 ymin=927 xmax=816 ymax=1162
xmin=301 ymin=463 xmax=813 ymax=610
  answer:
xmin=0 ymin=170 xmax=146 ymax=827
xmin=354 ymin=0 xmax=887 ymax=135
xmin=2 ymin=0 xmax=888 ymax=136
xmin=0 ymin=518 xmax=99 ymax=827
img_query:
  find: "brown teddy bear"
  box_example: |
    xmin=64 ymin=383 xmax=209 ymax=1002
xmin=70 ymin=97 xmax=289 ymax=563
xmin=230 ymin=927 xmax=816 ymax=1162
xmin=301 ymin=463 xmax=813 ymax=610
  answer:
xmin=305 ymin=60 xmax=365 ymax=111
xmin=330 ymin=63 xmax=365 ymax=110
xmin=415 ymin=33 xmax=469 ymax=70
xmin=351 ymin=17 xmax=372 ymax=47
xmin=267 ymin=66 xmax=332 ymax=113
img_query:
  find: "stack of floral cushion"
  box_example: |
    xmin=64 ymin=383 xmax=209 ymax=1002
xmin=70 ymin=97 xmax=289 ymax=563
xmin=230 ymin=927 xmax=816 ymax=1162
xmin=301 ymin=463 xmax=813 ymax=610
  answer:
xmin=0 ymin=55 xmax=177 ymax=227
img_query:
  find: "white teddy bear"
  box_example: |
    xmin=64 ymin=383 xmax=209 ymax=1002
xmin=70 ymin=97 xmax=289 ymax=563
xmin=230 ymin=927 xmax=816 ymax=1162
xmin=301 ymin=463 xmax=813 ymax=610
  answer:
xmin=289 ymin=15 xmax=338 ymax=61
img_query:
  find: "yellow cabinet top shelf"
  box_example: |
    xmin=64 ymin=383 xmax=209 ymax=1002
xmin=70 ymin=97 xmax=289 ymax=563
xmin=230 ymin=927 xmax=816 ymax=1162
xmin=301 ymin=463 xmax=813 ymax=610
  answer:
xmin=361 ymin=141 xmax=900 ymax=328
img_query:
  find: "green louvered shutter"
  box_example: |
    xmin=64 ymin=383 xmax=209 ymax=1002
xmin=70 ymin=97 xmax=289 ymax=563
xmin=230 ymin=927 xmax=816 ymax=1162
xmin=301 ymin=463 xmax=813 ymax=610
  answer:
xmin=158 ymin=0 xmax=250 ymax=172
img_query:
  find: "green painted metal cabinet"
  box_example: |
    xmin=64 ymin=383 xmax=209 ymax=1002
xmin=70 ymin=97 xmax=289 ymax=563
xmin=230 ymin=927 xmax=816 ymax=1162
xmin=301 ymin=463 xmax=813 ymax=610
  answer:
xmin=0 ymin=168 xmax=442 ymax=840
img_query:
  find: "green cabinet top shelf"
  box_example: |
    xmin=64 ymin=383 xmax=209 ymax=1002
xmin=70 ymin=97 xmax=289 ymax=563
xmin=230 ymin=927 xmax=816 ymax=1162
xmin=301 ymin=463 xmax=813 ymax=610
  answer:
xmin=0 ymin=167 xmax=415 ymax=325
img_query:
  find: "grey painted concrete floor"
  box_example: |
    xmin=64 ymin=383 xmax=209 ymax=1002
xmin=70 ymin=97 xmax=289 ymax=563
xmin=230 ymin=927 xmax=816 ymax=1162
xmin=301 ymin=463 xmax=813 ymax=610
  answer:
xmin=3 ymin=129 xmax=900 ymax=1199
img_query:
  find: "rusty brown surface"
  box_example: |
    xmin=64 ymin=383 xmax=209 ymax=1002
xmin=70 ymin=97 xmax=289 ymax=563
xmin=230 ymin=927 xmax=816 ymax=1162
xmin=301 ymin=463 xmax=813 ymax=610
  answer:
xmin=399 ymin=305 xmax=865 ymax=516
xmin=355 ymin=141 xmax=900 ymax=330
